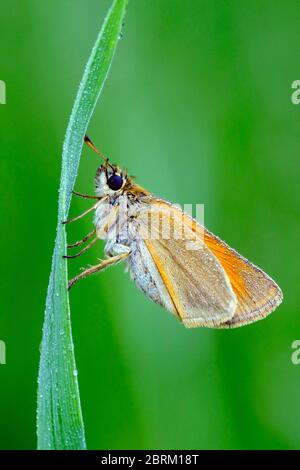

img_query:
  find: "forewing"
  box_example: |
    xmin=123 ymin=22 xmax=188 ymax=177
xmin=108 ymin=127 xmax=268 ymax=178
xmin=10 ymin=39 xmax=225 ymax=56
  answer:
xmin=136 ymin=199 xmax=282 ymax=328
xmin=203 ymin=229 xmax=283 ymax=328
xmin=136 ymin=201 xmax=237 ymax=327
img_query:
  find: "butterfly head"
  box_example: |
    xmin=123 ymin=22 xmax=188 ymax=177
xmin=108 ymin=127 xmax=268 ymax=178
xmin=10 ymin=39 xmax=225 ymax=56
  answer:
xmin=95 ymin=163 xmax=129 ymax=197
xmin=84 ymin=135 xmax=149 ymax=199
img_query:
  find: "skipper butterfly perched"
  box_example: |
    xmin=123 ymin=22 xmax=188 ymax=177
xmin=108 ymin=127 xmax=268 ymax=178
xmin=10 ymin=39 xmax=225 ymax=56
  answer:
xmin=63 ymin=136 xmax=283 ymax=328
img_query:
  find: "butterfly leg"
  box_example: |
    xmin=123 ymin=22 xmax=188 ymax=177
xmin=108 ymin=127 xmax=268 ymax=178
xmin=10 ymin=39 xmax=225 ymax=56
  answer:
xmin=72 ymin=190 xmax=100 ymax=200
xmin=68 ymin=251 xmax=130 ymax=290
xmin=63 ymin=236 xmax=98 ymax=259
xmin=62 ymin=200 xmax=100 ymax=225
xmin=67 ymin=229 xmax=96 ymax=248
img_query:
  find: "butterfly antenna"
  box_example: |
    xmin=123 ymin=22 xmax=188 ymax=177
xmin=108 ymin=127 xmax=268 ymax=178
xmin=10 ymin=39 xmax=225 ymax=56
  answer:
xmin=84 ymin=135 xmax=114 ymax=170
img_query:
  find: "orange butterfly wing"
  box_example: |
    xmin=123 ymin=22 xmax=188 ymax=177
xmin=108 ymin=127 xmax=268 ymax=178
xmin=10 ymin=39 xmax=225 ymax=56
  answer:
xmin=203 ymin=228 xmax=283 ymax=327
xmin=147 ymin=199 xmax=283 ymax=328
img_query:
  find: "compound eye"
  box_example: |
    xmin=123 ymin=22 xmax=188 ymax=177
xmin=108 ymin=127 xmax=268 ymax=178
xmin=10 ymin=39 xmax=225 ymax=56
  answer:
xmin=107 ymin=174 xmax=124 ymax=191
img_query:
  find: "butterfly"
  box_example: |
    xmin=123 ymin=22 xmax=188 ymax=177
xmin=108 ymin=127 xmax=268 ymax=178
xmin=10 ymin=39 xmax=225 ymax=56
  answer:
xmin=64 ymin=135 xmax=283 ymax=328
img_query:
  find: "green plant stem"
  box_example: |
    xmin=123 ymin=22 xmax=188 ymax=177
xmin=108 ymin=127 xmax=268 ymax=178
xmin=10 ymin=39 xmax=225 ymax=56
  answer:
xmin=37 ymin=0 xmax=128 ymax=450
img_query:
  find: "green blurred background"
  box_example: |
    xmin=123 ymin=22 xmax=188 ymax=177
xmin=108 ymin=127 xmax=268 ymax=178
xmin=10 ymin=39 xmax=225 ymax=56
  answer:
xmin=0 ymin=0 xmax=299 ymax=450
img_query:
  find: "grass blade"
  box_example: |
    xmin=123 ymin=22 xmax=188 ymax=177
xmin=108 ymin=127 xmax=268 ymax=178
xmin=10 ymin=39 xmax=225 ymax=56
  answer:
xmin=37 ymin=0 xmax=128 ymax=450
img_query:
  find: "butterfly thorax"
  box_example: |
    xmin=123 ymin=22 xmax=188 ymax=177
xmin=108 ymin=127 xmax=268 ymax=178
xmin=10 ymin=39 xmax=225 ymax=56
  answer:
xmin=93 ymin=191 xmax=149 ymax=256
